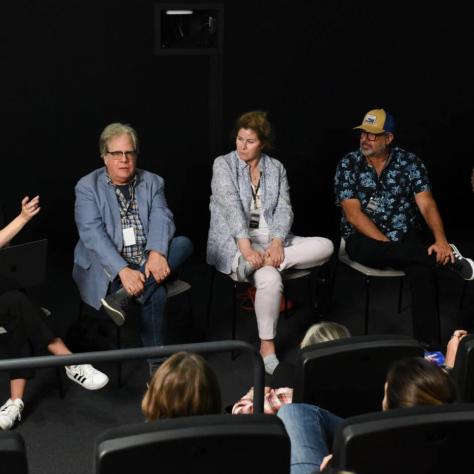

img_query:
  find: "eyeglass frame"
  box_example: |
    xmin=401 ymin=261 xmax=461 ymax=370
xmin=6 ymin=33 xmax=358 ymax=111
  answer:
xmin=105 ymin=150 xmax=138 ymax=160
xmin=359 ymin=130 xmax=389 ymax=141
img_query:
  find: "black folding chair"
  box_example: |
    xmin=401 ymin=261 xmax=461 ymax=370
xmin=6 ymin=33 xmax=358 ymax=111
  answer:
xmin=94 ymin=414 xmax=290 ymax=474
xmin=452 ymin=334 xmax=474 ymax=402
xmin=0 ymin=432 xmax=28 ymax=473
xmin=331 ymin=403 xmax=474 ymax=474
xmin=293 ymin=334 xmax=424 ymax=417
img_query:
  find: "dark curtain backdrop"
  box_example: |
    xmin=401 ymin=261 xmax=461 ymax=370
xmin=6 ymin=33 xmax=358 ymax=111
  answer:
xmin=1 ymin=0 xmax=473 ymax=268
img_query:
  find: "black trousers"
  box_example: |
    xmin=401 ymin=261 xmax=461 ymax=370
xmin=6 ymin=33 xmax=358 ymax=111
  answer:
xmin=346 ymin=229 xmax=440 ymax=345
xmin=0 ymin=287 xmax=55 ymax=380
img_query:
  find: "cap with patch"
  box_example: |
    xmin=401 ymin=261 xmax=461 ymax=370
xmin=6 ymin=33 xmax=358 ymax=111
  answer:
xmin=354 ymin=108 xmax=396 ymax=134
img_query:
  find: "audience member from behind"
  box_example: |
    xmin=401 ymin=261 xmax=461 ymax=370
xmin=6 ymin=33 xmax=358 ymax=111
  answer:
xmin=232 ymin=321 xmax=351 ymax=414
xmin=207 ymin=110 xmax=334 ymax=375
xmin=0 ymin=197 xmax=109 ymax=431
xmin=300 ymin=321 xmax=352 ymax=349
xmin=142 ymin=352 xmax=221 ymax=421
xmin=278 ymin=357 xmax=456 ymax=473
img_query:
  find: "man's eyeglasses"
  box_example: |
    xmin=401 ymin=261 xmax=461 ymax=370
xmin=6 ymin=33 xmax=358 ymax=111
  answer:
xmin=106 ymin=150 xmax=137 ymax=160
xmin=360 ymin=131 xmax=386 ymax=141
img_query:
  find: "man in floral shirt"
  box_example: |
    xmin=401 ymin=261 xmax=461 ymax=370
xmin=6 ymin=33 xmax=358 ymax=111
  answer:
xmin=334 ymin=108 xmax=474 ymax=347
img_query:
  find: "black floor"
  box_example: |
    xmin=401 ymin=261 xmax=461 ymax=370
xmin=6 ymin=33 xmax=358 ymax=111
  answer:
xmin=1 ymin=254 xmax=473 ymax=474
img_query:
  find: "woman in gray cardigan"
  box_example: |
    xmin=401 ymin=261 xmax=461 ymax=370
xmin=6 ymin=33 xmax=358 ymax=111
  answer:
xmin=207 ymin=111 xmax=334 ymax=374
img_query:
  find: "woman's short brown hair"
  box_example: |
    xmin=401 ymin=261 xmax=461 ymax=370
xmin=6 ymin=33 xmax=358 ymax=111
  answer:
xmin=232 ymin=110 xmax=274 ymax=150
xmin=141 ymin=352 xmax=221 ymax=421
xmin=385 ymin=357 xmax=456 ymax=409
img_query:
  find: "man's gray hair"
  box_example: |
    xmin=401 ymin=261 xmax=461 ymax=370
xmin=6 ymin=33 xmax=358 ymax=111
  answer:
xmin=99 ymin=122 xmax=139 ymax=157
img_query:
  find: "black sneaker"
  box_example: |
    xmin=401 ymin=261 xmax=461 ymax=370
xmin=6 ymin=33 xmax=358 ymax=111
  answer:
xmin=100 ymin=287 xmax=129 ymax=326
xmin=449 ymin=244 xmax=474 ymax=281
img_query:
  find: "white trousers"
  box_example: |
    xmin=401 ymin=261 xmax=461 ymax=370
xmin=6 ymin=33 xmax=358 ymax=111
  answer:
xmin=232 ymin=235 xmax=334 ymax=340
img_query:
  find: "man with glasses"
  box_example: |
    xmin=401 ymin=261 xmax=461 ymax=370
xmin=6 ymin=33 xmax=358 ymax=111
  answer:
xmin=73 ymin=123 xmax=193 ymax=373
xmin=334 ymin=108 xmax=474 ymax=347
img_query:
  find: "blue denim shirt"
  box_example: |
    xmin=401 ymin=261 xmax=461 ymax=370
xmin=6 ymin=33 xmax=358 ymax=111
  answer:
xmin=334 ymin=147 xmax=431 ymax=241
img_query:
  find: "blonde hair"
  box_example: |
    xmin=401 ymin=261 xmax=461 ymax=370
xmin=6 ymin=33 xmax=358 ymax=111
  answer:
xmin=232 ymin=110 xmax=273 ymax=150
xmin=300 ymin=321 xmax=351 ymax=349
xmin=142 ymin=352 xmax=221 ymax=421
xmin=99 ymin=122 xmax=139 ymax=157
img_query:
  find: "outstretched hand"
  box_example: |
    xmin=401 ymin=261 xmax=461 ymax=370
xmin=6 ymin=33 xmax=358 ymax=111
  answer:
xmin=445 ymin=329 xmax=468 ymax=368
xmin=21 ymin=195 xmax=41 ymax=221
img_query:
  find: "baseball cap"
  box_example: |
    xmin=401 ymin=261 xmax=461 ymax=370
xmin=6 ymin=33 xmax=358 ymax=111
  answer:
xmin=354 ymin=108 xmax=396 ymax=134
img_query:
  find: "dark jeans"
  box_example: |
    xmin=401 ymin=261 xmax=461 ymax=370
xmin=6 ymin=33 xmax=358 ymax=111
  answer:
xmin=110 ymin=236 xmax=193 ymax=360
xmin=0 ymin=290 xmax=55 ymax=380
xmin=345 ymin=229 xmax=439 ymax=344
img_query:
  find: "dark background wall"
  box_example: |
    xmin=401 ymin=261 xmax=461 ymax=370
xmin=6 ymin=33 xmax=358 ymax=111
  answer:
xmin=1 ymin=0 xmax=473 ymax=269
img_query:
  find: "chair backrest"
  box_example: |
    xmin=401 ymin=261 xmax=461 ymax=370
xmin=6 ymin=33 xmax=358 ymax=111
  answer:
xmin=94 ymin=414 xmax=290 ymax=474
xmin=293 ymin=335 xmax=424 ymax=417
xmin=452 ymin=334 xmax=474 ymax=402
xmin=332 ymin=403 xmax=474 ymax=474
xmin=0 ymin=432 xmax=28 ymax=473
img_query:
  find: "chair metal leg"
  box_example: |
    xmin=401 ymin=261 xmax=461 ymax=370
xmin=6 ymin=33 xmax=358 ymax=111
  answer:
xmin=433 ymin=270 xmax=441 ymax=344
xmin=205 ymin=267 xmax=216 ymax=328
xmin=116 ymin=326 xmax=122 ymax=388
xmin=232 ymin=282 xmax=238 ymax=340
xmin=397 ymin=276 xmax=404 ymax=314
xmin=459 ymin=280 xmax=467 ymax=311
xmin=364 ymin=276 xmax=371 ymax=335
xmin=283 ymin=285 xmax=290 ymax=319
xmin=186 ymin=290 xmax=193 ymax=323
xmin=307 ymin=273 xmax=314 ymax=315
xmin=55 ymin=367 xmax=65 ymax=399
xmin=322 ymin=255 xmax=340 ymax=316
xmin=231 ymin=282 xmax=238 ymax=360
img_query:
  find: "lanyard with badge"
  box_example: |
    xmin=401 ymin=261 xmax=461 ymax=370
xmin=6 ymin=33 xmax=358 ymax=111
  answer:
xmin=119 ymin=184 xmax=137 ymax=246
xmin=365 ymin=154 xmax=391 ymax=215
xmin=249 ymin=172 xmax=262 ymax=229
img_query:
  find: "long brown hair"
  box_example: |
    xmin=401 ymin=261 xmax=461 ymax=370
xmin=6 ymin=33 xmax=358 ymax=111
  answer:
xmin=142 ymin=352 xmax=221 ymax=421
xmin=385 ymin=357 xmax=456 ymax=409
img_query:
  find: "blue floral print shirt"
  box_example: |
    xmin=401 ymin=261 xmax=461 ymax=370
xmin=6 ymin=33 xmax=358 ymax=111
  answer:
xmin=334 ymin=147 xmax=431 ymax=241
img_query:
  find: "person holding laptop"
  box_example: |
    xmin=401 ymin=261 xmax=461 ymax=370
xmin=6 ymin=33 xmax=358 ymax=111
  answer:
xmin=0 ymin=196 xmax=109 ymax=431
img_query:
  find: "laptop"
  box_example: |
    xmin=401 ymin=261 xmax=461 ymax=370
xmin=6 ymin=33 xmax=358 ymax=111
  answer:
xmin=0 ymin=238 xmax=48 ymax=288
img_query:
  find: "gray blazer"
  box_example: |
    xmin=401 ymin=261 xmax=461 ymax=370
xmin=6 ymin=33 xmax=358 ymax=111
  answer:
xmin=207 ymin=151 xmax=294 ymax=273
xmin=72 ymin=167 xmax=175 ymax=309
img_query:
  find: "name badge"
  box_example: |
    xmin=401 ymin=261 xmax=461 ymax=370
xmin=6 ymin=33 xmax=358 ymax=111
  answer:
xmin=123 ymin=227 xmax=136 ymax=246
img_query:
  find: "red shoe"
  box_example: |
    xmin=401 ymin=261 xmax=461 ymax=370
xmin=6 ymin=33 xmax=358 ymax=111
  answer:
xmin=239 ymin=287 xmax=256 ymax=311
xmin=239 ymin=288 xmax=293 ymax=313
xmin=280 ymin=295 xmax=294 ymax=313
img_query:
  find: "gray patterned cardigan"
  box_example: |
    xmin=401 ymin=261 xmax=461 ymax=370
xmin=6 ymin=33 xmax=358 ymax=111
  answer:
xmin=206 ymin=151 xmax=294 ymax=274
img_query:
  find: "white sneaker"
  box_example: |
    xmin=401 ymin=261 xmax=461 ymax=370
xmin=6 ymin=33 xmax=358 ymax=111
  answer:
xmin=0 ymin=398 xmax=23 ymax=430
xmin=65 ymin=364 xmax=109 ymax=390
